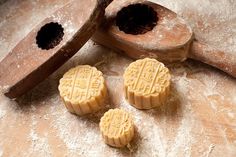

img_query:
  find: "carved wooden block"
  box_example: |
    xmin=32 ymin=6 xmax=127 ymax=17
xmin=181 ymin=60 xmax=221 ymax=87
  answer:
xmin=0 ymin=0 xmax=112 ymax=98
xmin=92 ymin=0 xmax=236 ymax=78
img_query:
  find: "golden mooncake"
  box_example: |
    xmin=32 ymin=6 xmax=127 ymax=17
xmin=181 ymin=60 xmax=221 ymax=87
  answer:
xmin=124 ymin=58 xmax=171 ymax=109
xmin=58 ymin=65 xmax=107 ymax=115
xmin=99 ymin=109 xmax=134 ymax=148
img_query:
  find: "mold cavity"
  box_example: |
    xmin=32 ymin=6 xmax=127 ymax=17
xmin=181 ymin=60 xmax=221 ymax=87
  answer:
xmin=36 ymin=22 xmax=64 ymax=50
xmin=116 ymin=4 xmax=158 ymax=35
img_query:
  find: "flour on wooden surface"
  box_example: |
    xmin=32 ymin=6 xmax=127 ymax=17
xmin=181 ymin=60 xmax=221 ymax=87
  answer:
xmin=0 ymin=0 xmax=236 ymax=156
xmin=152 ymin=0 xmax=236 ymax=55
xmin=27 ymin=128 xmax=52 ymax=157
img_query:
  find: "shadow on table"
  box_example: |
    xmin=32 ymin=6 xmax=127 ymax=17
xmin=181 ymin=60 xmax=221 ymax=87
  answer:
xmin=141 ymin=82 xmax=183 ymax=120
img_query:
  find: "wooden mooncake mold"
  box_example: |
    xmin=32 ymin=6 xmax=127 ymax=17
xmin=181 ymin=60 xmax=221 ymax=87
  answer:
xmin=93 ymin=0 xmax=236 ymax=78
xmin=92 ymin=0 xmax=193 ymax=63
xmin=58 ymin=65 xmax=107 ymax=115
xmin=124 ymin=58 xmax=171 ymax=109
xmin=0 ymin=0 xmax=113 ymax=98
xmin=99 ymin=109 xmax=135 ymax=148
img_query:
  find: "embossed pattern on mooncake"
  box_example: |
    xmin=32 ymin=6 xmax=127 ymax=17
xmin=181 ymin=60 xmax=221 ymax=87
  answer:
xmin=99 ymin=109 xmax=134 ymax=148
xmin=124 ymin=58 xmax=171 ymax=109
xmin=59 ymin=65 xmax=107 ymax=115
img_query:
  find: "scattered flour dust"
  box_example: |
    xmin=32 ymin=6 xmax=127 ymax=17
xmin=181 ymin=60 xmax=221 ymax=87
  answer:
xmin=26 ymin=112 xmax=52 ymax=157
xmin=0 ymin=94 xmax=13 ymax=119
xmin=0 ymin=0 xmax=236 ymax=156
xmin=49 ymin=83 xmax=196 ymax=157
xmin=0 ymin=109 xmax=6 ymax=120
xmin=50 ymin=104 xmax=110 ymax=157
xmin=151 ymin=0 xmax=236 ymax=55
xmin=0 ymin=94 xmax=16 ymax=156
xmin=0 ymin=147 xmax=2 ymax=157
xmin=206 ymin=144 xmax=215 ymax=157
xmin=0 ymin=93 xmax=52 ymax=157
xmin=27 ymin=128 xmax=52 ymax=157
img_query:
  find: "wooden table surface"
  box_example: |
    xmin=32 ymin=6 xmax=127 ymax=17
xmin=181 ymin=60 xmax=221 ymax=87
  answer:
xmin=0 ymin=0 xmax=236 ymax=157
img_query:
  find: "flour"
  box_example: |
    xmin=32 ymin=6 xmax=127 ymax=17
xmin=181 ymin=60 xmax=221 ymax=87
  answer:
xmin=206 ymin=144 xmax=215 ymax=157
xmin=27 ymin=128 xmax=52 ymax=157
xmin=0 ymin=0 xmax=236 ymax=156
xmin=152 ymin=0 xmax=236 ymax=55
xmin=0 ymin=110 xmax=6 ymax=120
xmin=50 ymin=104 xmax=111 ymax=156
xmin=24 ymin=105 xmax=52 ymax=157
xmin=0 ymin=147 xmax=2 ymax=157
xmin=0 ymin=94 xmax=11 ymax=120
xmin=228 ymin=112 xmax=235 ymax=119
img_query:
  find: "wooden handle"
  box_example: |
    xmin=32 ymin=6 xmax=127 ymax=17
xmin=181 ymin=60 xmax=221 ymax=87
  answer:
xmin=189 ymin=40 xmax=236 ymax=78
xmin=98 ymin=0 xmax=113 ymax=8
xmin=0 ymin=0 xmax=112 ymax=98
xmin=93 ymin=0 xmax=193 ymax=63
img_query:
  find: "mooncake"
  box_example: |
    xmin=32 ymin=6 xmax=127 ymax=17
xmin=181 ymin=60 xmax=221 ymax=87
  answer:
xmin=124 ymin=58 xmax=171 ymax=109
xmin=99 ymin=109 xmax=135 ymax=147
xmin=58 ymin=65 xmax=107 ymax=115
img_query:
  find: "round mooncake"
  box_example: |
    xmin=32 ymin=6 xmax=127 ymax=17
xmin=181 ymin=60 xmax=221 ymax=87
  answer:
xmin=124 ymin=58 xmax=171 ymax=109
xmin=58 ymin=65 xmax=107 ymax=115
xmin=99 ymin=109 xmax=135 ymax=148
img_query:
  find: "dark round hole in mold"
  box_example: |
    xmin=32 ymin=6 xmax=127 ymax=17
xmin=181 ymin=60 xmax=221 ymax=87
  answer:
xmin=116 ymin=4 xmax=158 ymax=35
xmin=36 ymin=22 xmax=64 ymax=50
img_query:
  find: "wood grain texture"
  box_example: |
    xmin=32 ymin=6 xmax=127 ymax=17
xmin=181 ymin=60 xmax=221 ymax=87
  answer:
xmin=189 ymin=41 xmax=236 ymax=78
xmin=92 ymin=0 xmax=236 ymax=78
xmin=0 ymin=0 xmax=111 ymax=98
xmin=0 ymin=0 xmax=235 ymax=157
xmin=92 ymin=0 xmax=193 ymax=63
